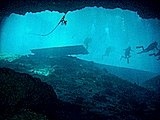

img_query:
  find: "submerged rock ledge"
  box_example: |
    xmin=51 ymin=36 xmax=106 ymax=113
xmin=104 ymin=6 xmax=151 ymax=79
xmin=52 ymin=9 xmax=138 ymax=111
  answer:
xmin=0 ymin=55 xmax=160 ymax=120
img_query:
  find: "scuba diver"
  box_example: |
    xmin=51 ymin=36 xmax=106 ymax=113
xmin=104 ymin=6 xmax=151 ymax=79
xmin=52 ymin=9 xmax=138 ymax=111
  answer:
xmin=60 ymin=14 xmax=67 ymax=25
xmin=120 ymin=46 xmax=133 ymax=64
xmin=136 ymin=41 xmax=158 ymax=54
xmin=102 ymin=46 xmax=112 ymax=59
xmin=149 ymin=49 xmax=160 ymax=60
xmin=83 ymin=37 xmax=92 ymax=50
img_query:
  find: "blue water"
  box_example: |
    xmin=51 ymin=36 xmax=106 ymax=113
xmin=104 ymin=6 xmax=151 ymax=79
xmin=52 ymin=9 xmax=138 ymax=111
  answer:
xmin=0 ymin=7 xmax=160 ymax=73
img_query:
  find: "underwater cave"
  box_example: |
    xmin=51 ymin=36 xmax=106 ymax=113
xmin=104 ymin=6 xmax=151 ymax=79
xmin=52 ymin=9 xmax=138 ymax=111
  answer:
xmin=0 ymin=1 xmax=160 ymax=120
xmin=0 ymin=6 xmax=160 ymax=73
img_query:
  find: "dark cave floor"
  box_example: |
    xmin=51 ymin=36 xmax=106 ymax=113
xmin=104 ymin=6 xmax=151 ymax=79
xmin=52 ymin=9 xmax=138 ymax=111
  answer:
xmin=0 ymin=55 xmax=160 ymax=120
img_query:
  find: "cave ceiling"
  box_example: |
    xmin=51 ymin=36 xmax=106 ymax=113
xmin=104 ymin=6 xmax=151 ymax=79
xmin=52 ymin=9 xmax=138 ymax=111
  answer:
xmin=0 ymin=0 xmax=160 ymax=20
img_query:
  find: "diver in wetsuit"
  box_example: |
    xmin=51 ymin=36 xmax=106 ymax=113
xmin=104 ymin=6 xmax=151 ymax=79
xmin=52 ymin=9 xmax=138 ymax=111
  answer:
xmin=60 ymin=14 xmax=67 ymax=25
xmin=136 ymin=41 xmax=158 ymax=54
xmin=102 ymin=46 xmax=112 ymax=59
xmin=83 ymin=37 xmax=92 ymax=50
xmin=120 ymin=46 xmax=133 ymax=64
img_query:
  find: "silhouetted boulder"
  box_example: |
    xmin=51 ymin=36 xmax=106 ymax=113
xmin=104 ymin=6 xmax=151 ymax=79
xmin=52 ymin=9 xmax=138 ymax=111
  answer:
xmin=0 ymin=68 xmax=58 ymax=119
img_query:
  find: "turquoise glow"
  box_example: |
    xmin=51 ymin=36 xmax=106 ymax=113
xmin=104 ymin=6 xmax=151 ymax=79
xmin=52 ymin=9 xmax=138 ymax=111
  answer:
xmin=1 ymin=7 xmax=160 ymax=73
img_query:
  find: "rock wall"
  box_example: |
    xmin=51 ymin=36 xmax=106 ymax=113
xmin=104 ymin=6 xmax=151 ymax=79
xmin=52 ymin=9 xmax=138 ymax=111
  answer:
xmin=0 ymin=0 xmax=160 ymax=19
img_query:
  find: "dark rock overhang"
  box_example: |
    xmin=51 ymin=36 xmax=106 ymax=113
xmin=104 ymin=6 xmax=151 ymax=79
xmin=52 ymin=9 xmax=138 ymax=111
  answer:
xmin=0 ymin=0 xmax=160 ymax=20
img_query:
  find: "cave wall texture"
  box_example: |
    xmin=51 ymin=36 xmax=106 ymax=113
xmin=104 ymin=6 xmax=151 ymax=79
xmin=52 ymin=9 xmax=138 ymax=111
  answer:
xmin=0 ymin=0 xmax=160 ymax=20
